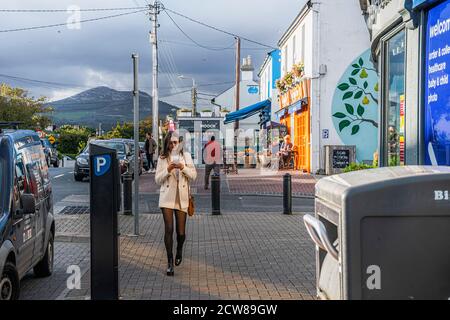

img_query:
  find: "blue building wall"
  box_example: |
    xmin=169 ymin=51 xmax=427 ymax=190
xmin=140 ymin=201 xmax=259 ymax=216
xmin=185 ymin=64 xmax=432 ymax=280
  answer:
xmin=270 ymin=50 xmax=281 ymax=90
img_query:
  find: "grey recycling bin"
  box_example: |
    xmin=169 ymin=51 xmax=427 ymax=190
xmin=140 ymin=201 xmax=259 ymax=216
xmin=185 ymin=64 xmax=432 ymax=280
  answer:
xmin=303 ymin=166 xmax=450 ymax=300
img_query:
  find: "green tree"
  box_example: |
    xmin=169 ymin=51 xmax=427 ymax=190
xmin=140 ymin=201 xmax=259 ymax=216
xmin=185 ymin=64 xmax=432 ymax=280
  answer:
xmin=56 ymin=125 xmax=94 ymax=156
xmin=105 ymin=117 xmax=152 ymax=141
xmin=0 ymin=83 xmax=53 ymax=129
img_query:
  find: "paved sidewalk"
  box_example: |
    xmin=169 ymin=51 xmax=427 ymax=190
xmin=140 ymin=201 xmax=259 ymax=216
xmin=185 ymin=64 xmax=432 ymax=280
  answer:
xmin=140 ymin=168 xmax=319 ymax=197
xmin=21 ymin=212 xmax=316 ymax=300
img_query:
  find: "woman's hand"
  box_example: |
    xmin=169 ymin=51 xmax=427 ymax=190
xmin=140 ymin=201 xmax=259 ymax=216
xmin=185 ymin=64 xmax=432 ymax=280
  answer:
xmin=176 ymin=163 xmax=185 ymax=170
xmin=167 ymin=162 xmax=177 ymax=172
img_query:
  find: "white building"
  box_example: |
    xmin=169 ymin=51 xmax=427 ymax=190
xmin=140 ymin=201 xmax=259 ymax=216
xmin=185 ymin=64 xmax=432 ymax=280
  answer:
xmin=276 ymin=0 xmax=377 ymax=173
xmin=213 ymin=56 xmax=262 ymax=164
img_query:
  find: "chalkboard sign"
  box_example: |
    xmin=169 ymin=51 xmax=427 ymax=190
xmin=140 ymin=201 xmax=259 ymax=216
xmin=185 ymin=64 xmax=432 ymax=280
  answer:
xmin=332 ymin=149 xmax=350 ymax=169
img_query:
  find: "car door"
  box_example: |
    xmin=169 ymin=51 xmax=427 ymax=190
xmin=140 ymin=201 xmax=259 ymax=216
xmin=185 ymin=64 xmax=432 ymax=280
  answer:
xmin=13 ymin=154 xmax=36 ymax=277
xmin=33 ymin=144 xmax=50 ymax=263
xmin=23 ymin=147 xmax=46 ymax=264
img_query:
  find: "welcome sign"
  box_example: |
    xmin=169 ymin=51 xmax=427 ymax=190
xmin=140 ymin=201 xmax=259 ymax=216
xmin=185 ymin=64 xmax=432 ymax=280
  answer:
xmin=425 ymin=0 xmax=450 ymax=165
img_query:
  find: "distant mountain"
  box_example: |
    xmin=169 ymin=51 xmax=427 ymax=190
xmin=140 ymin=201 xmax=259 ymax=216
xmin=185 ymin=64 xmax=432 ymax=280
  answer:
xmin=48 ymin=86 xmax=177 ymax=129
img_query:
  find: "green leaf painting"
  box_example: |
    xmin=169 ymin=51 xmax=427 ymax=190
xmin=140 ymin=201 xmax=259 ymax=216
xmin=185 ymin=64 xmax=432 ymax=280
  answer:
xmin=332 ymin=56 xmax=379 ymax=135
xmin=339 ymin=120 xmax=351 ymax=132
xmin=345 ymin=104 xmax=354 ymax=115
xmin=333 ymin=112 xmax=346 ymax=119
xmin=351 ymin=125 xmax=360 ymax=135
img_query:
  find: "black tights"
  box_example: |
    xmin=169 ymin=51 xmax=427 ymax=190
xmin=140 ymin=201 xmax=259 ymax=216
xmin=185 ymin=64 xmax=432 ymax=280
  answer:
xmin=162 ymin=208 xmax=187 ymax=260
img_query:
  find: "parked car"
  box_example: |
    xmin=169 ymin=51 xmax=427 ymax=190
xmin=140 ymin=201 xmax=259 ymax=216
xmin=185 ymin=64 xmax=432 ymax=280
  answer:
xmin=40 ymin=138 xmax=59 ymax=168
xmin=0 ymin=129 xmax=55 ymax=300
xmin=74 ymin=139 xmax=135 ymax=181
xmin=112 ymin=139 xmax=143 ymax=176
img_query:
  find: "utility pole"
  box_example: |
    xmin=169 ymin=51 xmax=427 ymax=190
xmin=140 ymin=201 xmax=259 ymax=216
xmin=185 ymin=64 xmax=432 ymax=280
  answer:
xmin=150 ymin=1 xmax=161 ymax=156
xmin=233 ymin=37 xmax=241 ymax=174
xmin=132 ymin=53 xmax=140 ymax=236
xmin=191 ymin=84 xmax=197 ymax=117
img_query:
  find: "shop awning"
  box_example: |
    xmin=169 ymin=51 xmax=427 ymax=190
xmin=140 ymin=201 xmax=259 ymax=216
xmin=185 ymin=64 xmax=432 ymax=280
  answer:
xmin=274 ymin=97 xmax=308 ymax=120
xmin=224 ymin=99 xmax=271 ymax=124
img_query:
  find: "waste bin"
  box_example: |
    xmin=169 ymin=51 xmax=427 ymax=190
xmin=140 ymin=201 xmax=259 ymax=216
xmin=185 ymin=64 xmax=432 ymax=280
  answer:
xmin=303 ymin=166 xmax=450 ymax=300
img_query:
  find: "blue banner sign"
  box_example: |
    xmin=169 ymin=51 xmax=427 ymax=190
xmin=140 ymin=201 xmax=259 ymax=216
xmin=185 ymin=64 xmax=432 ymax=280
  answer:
xmin=413 ymin=0 xmax=440 ymax=9
xmin=425 ymin=1 xmax=450 ymax=165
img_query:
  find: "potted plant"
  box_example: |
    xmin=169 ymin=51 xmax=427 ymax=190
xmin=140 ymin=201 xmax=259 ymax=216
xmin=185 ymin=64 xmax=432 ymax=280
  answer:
xmin=292 ymin=63 xmax=304 ymax=78
xmin=200 ymin=109 xmax=213 ymax=117
xmin=284 ymin=71 xmax=294 ymax=88
xmin=178 ymin=108 xmax=192 ymax=117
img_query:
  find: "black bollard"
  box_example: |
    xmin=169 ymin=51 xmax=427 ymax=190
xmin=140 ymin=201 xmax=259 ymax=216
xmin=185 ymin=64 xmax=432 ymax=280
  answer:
xmin=211 ymin=173 xmax=221 ymax=215
xmin=283 ymin=173 xmax=292 ymax=215
xmin=123 ymin=171 xmax=133 ymax=215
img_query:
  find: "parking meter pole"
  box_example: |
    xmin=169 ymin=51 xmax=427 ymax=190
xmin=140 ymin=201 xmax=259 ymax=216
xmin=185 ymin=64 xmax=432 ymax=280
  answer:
xmin=211 ymin=173 xmax=221 ymax=215
xmin=89 ymin=144 xmax=119 ymax=300
xmin=123 ymin=171 xmax=133 ymax=216
xmin=283 ymin=173 xmax=292 ymax=215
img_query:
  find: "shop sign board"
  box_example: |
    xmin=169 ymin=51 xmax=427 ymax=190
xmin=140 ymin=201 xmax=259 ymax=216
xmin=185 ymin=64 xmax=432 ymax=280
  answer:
xmin=425 ymin=1 xmax=450 ymax=166
xmin=324 ymin=145 xmax=356 ymax=175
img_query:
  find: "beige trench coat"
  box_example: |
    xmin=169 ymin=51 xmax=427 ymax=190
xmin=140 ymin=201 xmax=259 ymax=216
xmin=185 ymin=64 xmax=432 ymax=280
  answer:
xmin=155 ymin=152 xmax=197 ymax=213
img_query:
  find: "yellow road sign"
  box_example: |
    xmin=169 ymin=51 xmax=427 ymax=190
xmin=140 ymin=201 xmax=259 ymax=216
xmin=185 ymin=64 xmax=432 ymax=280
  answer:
xmin=48 ymin=135 xmax=56 ymax=144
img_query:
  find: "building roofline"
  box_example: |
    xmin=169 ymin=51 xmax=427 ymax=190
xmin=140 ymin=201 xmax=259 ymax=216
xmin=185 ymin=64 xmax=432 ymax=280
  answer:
xmin=277 ymin=0 xmax=312 ymax=47
xmin=257 ymin=52 xmax=273 ymax=78
xmin=257 ymin=49 xmax=281 ymax=77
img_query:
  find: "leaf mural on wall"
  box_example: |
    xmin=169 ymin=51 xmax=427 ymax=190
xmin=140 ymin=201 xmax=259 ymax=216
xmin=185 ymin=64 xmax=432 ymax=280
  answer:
xmin=333 ymin=56 xmax=379 ymax=135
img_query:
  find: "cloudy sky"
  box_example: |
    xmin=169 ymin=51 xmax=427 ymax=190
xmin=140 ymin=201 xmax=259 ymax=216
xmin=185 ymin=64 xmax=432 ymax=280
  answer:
xmin=0 ymin=0 xmax=305 ymax=108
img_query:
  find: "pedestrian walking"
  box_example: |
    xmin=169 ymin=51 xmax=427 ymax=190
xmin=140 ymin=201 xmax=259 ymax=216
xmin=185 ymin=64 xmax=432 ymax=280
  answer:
xmin=145 ymin=132 xmax=157 ymax=173
xmin=203 ymin=136 xmax=221 ymax=190
xmin=155 ymin=132 xmax=197 ymax=276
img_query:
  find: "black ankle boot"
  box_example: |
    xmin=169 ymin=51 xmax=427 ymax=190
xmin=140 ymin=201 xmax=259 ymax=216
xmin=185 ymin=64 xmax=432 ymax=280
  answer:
xmin=167 ymin=257 xmax=174 ymax=276
xmin=175 ymin=250 xmax=182 ymax=266
xmin=175 ymin=235 xmax=185 ymax=266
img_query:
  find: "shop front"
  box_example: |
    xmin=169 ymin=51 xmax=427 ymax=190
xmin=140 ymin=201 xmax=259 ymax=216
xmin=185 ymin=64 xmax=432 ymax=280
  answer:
xmin=275 ymin=79 xmax=311 ymax=172
xmin=363 ymin=0 xmax=421 ymax=166
xmin=420 ymin=0 xmax=450 ymax=165
xmin=177 ymin=117 xmax=223 ymax=166
xmin=364 ymin=0 xmax=450 ymax=167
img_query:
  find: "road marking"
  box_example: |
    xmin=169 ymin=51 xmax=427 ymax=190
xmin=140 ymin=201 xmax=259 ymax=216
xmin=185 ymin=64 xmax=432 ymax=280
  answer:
xmin=54 ymin=174 xmax=65 ymax=179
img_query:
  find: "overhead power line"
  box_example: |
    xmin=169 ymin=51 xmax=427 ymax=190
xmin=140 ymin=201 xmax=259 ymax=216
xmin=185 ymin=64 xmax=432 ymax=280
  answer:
xmin=162 ymin=6 xmax=277 ymax=50
xmin=163 ymin=10 xmax=236 ymax=51
xmin=0 ymin=7 xmax=147 ymax=13
xmin=160 ymin=39 xmax=268 ymax=51
xmin=0 ymin=9 xmax=147 ymax=33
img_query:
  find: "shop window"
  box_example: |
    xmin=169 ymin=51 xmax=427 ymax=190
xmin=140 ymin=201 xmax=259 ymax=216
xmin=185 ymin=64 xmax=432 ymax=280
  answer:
xmin=385 ymin=30 xmax=406 ymax=166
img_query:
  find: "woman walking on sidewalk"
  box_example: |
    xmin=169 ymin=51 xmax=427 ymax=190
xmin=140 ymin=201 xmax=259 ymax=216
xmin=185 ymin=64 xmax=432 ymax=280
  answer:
xmin=155 ymin=132 xmax=197 ymax=276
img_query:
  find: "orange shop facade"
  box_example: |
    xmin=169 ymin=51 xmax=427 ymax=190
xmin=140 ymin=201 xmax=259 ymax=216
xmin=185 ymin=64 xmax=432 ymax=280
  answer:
xmin=275 ymin=79 xmax=311 ymax=173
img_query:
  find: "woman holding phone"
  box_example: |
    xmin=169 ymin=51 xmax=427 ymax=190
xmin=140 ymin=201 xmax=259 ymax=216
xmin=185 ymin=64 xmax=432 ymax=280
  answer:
xmin=155 ymin=132 xmax=197 ymax=276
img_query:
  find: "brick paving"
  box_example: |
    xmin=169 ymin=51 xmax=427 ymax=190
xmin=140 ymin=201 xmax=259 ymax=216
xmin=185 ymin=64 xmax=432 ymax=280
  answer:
xmin=140 ymin=168 xmax=318 ymax=197
xmin=22 ymin=212 xmax=316 ymax=300
xmin=226 ymin=169 xmax=317 ymax=197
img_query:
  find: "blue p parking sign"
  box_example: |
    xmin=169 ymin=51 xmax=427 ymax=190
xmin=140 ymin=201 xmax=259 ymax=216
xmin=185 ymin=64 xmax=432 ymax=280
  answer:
xmin=94 ymin=155 xmax=111 ymax=176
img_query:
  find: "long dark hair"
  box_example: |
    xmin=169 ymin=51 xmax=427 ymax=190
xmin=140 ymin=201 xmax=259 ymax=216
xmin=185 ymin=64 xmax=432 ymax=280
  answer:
xmin=160 ymin=132 xmax=183 ymax=159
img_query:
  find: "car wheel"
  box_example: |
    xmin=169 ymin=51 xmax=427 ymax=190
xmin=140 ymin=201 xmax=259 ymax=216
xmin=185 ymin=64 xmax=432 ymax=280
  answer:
xmin=74 ymin=174 xmax=84 ymax=182
xmin=53 ymin=159 xmax=60 ymax=168
xmin=0 ymin=262 xmax=20 ymax=300
xmin=34 ymin=233 xmax=54 ymax=278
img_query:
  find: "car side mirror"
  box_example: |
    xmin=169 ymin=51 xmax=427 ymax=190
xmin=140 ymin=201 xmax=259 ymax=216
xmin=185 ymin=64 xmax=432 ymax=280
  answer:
xmin=21 ymin=194 xmax=36 ymax=215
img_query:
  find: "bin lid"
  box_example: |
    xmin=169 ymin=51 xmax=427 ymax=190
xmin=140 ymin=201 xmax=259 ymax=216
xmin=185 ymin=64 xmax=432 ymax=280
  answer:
xmin=316 ymin=166 xmax=450 ymax=207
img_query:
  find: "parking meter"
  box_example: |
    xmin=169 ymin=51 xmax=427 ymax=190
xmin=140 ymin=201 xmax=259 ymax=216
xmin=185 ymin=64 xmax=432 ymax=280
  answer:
xmin=89 ymin=144 xmax=120 ymax=300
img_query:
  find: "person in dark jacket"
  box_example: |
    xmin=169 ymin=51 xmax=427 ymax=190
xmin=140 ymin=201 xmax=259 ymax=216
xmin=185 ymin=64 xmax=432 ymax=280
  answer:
xmin=145 ymin=132 xmax=157 ymax=173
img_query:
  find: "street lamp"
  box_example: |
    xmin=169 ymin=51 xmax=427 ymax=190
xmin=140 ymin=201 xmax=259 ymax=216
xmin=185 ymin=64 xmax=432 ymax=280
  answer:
xmin=178 ymin=75 xmax=197 ymax=117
